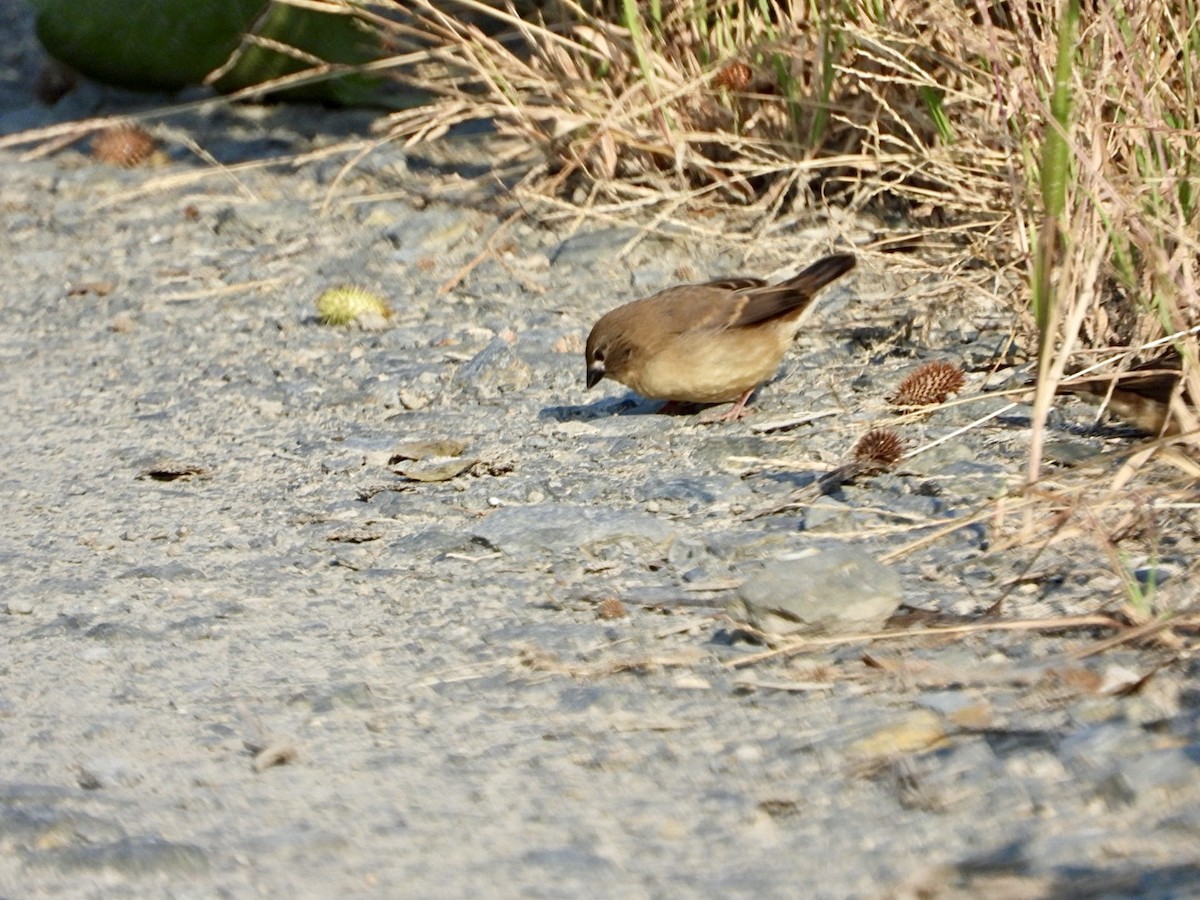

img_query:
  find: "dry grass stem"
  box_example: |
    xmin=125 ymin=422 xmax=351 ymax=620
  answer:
xmin=725 ymin=613 xmax=1123 ymax=669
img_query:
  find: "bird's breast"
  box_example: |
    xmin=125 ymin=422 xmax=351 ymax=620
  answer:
xmin=620 ymin=327 xmax=791 ymax=403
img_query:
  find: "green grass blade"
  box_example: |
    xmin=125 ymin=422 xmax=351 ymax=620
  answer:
xmin=1032 ymin=0 xmax=1081 ymax=352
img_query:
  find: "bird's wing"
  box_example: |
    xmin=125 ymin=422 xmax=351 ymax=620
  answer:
xmin=729 ymin=253 xmax=857 ymax=328
xmin=637 ymin=282 xmax=762 ymax=337
xmin=637 ymin=253 xmax=856 ymax=336
xmin=1059 ymin=352 xmax=1184 ymax=403
xmin=700 ymin=277 xmax=768 ymax=292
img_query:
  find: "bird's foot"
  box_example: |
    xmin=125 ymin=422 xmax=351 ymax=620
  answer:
xmin=697 ymin=391 xmax=755 ymax=423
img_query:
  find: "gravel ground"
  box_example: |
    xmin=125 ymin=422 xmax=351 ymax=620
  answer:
xmin=3 ymin=4 xmax=1200 ymax=898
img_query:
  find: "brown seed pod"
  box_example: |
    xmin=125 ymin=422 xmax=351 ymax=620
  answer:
xmin=597 ymin=597 xmax=627 ymax=620
xmin=852 ymin=428 xmax=904 ymax=474
xmin=889 ymin=361 xmax=966 ymax=407
xmin=91 ymin=124 xmax=157 ymax=167
xmin=713 ymin=61 xmax=752 ymax=91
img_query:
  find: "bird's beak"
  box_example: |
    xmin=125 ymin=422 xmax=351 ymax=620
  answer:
xmin=586 ymin=364 xmax=604 ymax=389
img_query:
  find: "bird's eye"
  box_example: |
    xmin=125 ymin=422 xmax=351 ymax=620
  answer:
xmin=593 ymin=349 xmax=605 ymax=362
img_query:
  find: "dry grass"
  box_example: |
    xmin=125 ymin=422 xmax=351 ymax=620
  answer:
xmin=368 ymin=1 xmax=1197 ymax=392
xmin=377 ymin=1 xmax=1018 ymax=244
xmin=1013 ymin=1 xmax=1200 ymax=476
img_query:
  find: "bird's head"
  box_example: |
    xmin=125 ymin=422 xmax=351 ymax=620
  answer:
xmin=584 ymin=318 xmax=633 ymax=389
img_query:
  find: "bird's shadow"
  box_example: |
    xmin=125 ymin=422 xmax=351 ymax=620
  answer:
xmin=997 ymin=408 xmax=1153 ymax=441
xmin=539 ymin=394 xmax=718 ymax=422
xmin=747 ymin=469 xmax=823 ymax=492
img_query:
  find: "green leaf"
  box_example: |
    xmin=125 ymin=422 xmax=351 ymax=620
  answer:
xmin=32 ymin=0 xmax=264 ymax=91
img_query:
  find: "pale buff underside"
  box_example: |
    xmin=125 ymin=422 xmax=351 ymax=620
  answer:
xmin=617 ymin=322 xmax=794 ymax=403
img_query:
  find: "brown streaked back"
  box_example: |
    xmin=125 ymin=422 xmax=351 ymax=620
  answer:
xmin=610 ymin=253 xmax=856 ymax=342
xmin=729 ymin=253 xmax=856 ymax=328
xmin=1058 ymin=353 xmax=1184 ymax=406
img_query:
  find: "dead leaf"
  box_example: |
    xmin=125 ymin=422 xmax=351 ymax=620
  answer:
xmin=471 ymin=457 xmax=515 ymax=477
xmin=389 ymin=439 xmax=468 ymax=462
xmin=850 ymin=709 xmax=947 ymax=758
xmin=252 ymin=743 xmax=298 ymax=772
xmin=1099 ymin=663 xmax=1154 ymax=696
xmin=947 ymin=701 xmax=993 ymax=730
xmin=326 ymin=530 xmax=382 ymax=544
xmin=393 ymin=458 xmax=477 ymax=482
xmin=67 ymin=281 xmax=115 ymax=297
xmin=137 ymin=462 xmax=211 ymax=482
xmin=1042 ymin=666 xmax=1104 ymax=694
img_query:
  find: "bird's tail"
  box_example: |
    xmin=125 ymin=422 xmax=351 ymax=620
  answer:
xmin=778 ymin=253 xmax=857 ymax=294
xmin=731 ymin=252 xmax=857 ymax=328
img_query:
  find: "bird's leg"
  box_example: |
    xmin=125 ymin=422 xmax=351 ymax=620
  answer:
xmin=698 ymin=388 xmax=755 ymax=423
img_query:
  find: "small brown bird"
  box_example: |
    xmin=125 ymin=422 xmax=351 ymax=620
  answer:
xmin=585 ymin=253 xmax=856 ymax=420
xmin=1056 ymin=351 xmax=1194 ymax=436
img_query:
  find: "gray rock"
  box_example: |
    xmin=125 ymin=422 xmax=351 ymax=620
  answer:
xmin=726 ymin=547 xmax=902 ymax=635
xmin=550 ymin=227 xmax=642 ymax=267
xmin=802 ymin=497 xmax=856 ymax=531
xmin=320 ymin=453 xmax=366 ymax=474
xmin=76 ymin=757 xmax=145 ymax=790
xmin=5 ymin=593 xmax=38 ymax=614
xmin=451 ymin=336 xmax=533 ymax=399
xmin=0 ymin=806 xmax=126 ymax=849
xmin=1118 ymin=746 xmax=1200 ymax=798
xmin=384 ymin=205 xmax=478 ymax=264
xmin=27 ymin=837 xmax=210 ymax=876
xmin=1043 ymin=435 xmax=1103 ymax=466
xmin=392 ymin=528 xmax=479 ymax=557
xmin=290 ymin=680 xmax=375 ymax=713
xmin=471 ymin=503 xmax=674 ymax=555
xmin=1059 ymin=722 xmax=1140 ymax=771
xmin=117 ymin=563 xmax=206 ymax=582
xmin=909 ymin=453 xmax=1011 ymax=502
xmin=640 ymin=475 xmax=722 ymax=504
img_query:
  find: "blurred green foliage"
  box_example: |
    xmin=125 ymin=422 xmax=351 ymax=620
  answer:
xmin=30 ymin=0 xmax=387 ymax=105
